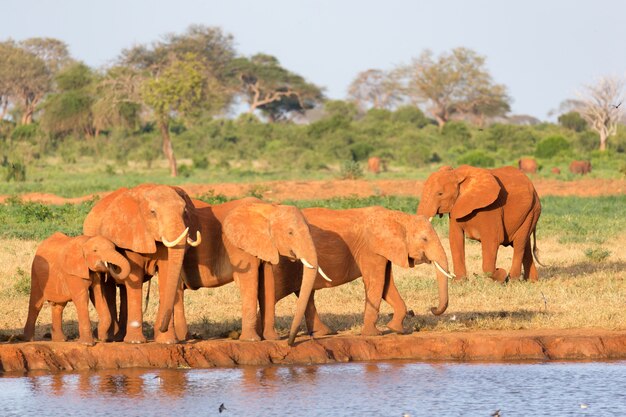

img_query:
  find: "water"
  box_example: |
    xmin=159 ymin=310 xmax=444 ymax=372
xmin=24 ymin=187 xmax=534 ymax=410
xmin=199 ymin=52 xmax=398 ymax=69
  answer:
xmin=0 ymin=361 xmax=625 ymax=416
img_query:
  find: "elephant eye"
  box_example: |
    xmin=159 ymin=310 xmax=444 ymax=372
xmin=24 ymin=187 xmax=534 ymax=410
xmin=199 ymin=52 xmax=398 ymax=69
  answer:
xmin=288 ymin=229 xmax=294 ymax=236
xmin=421 ymin=236 xmax=428 ymax=242
xmin=150 ymin=208 xmax=157 ymax=216
xmin=437 ymin=191 xmax=443 ymax=196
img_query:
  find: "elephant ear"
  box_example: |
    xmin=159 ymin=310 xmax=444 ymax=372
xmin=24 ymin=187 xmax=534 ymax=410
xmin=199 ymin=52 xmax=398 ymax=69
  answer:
xmin=83 ymin=188 xmax=156 ymax=253
xmin=172 ymin=186 xmax=201 ymax=237
xmin=223 ymin=204 xmax=280 ymax=265
xmin=451 ymin=165 xmax=501 ymax=220
xmin=366 ymin=210 xmax=410 ymax=268
xmin=59 ymin=236 xmax=90 ymax=280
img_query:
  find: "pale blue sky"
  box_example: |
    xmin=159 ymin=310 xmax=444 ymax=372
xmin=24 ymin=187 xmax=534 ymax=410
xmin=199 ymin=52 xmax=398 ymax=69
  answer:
xmin=2 ymin=0 xmax=626 ymax=120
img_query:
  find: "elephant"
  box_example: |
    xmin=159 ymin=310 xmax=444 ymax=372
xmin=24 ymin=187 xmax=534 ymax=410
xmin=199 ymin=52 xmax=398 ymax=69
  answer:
xmin=179 ymin=198 xmax=323 ymax=345
xmin=83 ymin=184 xmax=201 ymax=344
xmin=518 ymin=158 xmax=538 ymax=174
xmin=23 ymin=232 xmax=131 ymax=345
xmin=417 ymin=165 xmax=542 ymax=283
xmin=569 ymin=160 xmax=591 ymax=175
xmin=258 ymin=206 xmax=452 ymax=344
xmin=368 ymin=157 xmax=381 ymax=174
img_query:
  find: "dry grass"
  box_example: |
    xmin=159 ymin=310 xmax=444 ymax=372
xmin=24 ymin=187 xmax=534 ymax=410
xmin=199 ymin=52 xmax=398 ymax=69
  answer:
xmin=2 ymin=233 xmax=624 ymax=341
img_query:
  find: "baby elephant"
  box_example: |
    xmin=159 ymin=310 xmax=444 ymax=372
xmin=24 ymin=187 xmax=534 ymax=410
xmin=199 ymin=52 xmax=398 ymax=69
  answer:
xmin=23 ymin=232 xmax=131 ymax=345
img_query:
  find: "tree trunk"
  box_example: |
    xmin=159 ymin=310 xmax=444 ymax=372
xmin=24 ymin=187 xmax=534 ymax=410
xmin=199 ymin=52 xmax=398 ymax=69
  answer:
xmin=599 ymin=130 xmax=607 ymax=151
xmin=159 ymin=118 xmax=178 ymax=177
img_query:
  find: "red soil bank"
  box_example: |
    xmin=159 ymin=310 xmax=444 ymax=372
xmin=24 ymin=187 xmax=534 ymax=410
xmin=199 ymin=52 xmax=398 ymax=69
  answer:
xmin=1 ymin=329 xmax=625 ymax=373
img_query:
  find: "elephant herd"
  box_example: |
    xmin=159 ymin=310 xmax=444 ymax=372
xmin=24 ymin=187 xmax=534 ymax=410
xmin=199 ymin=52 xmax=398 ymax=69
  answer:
xmin=23 ymin=164 xmax=543 ymax=346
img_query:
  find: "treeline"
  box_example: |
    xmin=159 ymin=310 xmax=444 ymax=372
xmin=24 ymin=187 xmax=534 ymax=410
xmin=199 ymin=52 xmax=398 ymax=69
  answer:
xmin=0 ymin=25 xmax=625 ymax=179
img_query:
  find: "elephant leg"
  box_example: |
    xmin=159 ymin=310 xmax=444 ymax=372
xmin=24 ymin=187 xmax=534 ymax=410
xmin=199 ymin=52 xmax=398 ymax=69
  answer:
xmin=234 ymin=269 xmax=261 ymax=342
xmin=509 ymin=240 xmax=527 ymax=281
xmin=481 ymin=240 xmax=506 ymax=282
xmin=91 ymin=277 xmax=112 ymax=342
xmin=522 ymin=243 xmax=538 ymax=282
xmin=449 ymin=221 xmax=468 ymax=280
xmin=70 ymin=284 xmax=95 ymax=346
xmin=361 ymin=261 xmax=387 ymax=336
xmin=117 ymin=284 xmax=128 ymax=341
xmin=173 ymin=285 xmax=188 ymax=341
xmin=50 ymin=302 xmax=67 ymax=342
xmin=102 ymin=279 xmax=121 ymax=341
xmin=301 ymin=290 xmax=333 ymax=337
xmin=23 ymin=284 xmax=45 ymax=341
xmin=382 ymin=266 xmax=407 ymax=334
xmin=123 ymin=276 xmax=146 ymax=344
xmin=258 ymin=263 xmax=280 ymax=340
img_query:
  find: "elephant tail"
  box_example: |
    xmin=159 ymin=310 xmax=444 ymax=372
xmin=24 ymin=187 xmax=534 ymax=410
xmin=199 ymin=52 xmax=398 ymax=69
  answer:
xmin=143 ymin=279 xmax=151 ymax=315
xmin=531 ymin=228 xmax=547 ymax=267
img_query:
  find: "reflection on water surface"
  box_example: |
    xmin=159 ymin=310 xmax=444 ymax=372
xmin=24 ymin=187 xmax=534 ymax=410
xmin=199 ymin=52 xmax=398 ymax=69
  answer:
xmin=0 ymin=361 xmax=624 ymax=416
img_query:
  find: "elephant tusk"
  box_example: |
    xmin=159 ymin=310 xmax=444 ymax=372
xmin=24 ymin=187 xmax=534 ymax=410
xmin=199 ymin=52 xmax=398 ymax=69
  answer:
xmin=300 ymin=258 xmax=315 ymax=269
xmin=433 ymin=261 xmax=455 ymax=280
xmin=428 ymin=217 xmax=433 ymax=222
xmin=162 ymin=227 xmax=189 ymax=247
xmin=104 ymin=261 xmax=108 ymax=268
xmin=318 ymin=266 xmax=332 ymax=282
xmin=187 ymin=231 xmax=202 ymax=247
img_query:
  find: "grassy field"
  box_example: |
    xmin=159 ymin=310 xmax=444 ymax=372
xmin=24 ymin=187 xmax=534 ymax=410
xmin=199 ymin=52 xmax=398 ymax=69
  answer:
xmin=0 ymin=193 xmax=624 ymax=341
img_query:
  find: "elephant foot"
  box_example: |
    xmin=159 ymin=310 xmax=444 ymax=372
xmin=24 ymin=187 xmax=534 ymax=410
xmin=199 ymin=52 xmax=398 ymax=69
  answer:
xmin=51 ymin=335 xmax=67 ymax=343
xmin=262 ymin=329 xmax=281 ymax=341
xmin=486 ymin=268 xmax=508 ymax=283
xmin=77 ymin=338 xmax=95 ymax=346
xmin=239 ymin=329 xmax=262 ymax=342
xmin=310 ymin=325 xmax=335 ymax=337
xmin=361 ymin=326 xmax=383 ymax=337
xmin=154 ymin=333 xmax=178 ymax=344
xmin=453 ymin=275 xmax=468 ymax=282
xmin=386 ymin=320 xmax=406 ymax=334
xmin=124 ymin=334 xmax=147 ymax=344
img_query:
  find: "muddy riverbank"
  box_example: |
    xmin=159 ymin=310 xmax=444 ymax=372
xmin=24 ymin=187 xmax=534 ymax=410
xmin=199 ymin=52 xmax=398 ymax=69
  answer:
xmin=1 ymin=329 xmax=625 ymax=373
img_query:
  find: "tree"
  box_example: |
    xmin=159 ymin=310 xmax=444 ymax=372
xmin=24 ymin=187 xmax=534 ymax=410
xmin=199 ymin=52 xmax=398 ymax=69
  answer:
xmin=141 ymin=53 xmax=226 ymax=176
xmin=577 ymin=76 xmax=625 ymax=151
xmin=119 ymin=25 xmax=234 ymax=176
xmin=0 ymin=40 xmax=51 ymax=124
xmin=39 ymin=62 xmax=97 ymax=136
xmin=91 ymin=66 xmax=143 ymax=134
xmin=230 ymin=53 xmax=324 ymax=121
xmin=398 ymin=47 xmax=510 ymax=128
xmin=347 ymin=69 xmax=402 ymax=111
xmin=558 ymin=111 xmax=587 ymax=132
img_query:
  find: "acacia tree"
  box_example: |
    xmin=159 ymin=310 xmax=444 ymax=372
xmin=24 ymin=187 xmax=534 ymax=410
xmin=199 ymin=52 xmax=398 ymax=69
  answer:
xmin=347 ymin=69 xmax=401 ymax=111
xmin=91 ymin=66 xmax=143 ymax=135
xmin=119 ymin=25 xmax=234 ymax=176
xmin=577 ymin=76 xmax=625 ymax=151
xmin=398 ymin=47 xmax=510 ymax=128
xmin=141 ymin=53 xmax=226 ymax=176
xmin=230 ymin=53 xmax=324 ymax=121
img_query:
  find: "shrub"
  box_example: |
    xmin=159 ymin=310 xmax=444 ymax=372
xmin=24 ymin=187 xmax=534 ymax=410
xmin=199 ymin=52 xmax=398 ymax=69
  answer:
xmin=457 ymin=150 xmax=495 ymax=167
xmin=10 ymin=123 xmax=40 ymax=142
xmin=177 ymin=164 xmax=193 ymax=178
xmin=558 ymin=111 xmax=587 ymax=132
xmin=192 ymin=155 xmax=209 ymax=170
xmin=535 ymin=135 xmax=571 ymax=159
xmin=13 ymin=267 xmax=30 ymax=295
xmin=349 ymin=142 xmax=374 ymax=161
xmin=5 ymin=161 xmax=26 ymax=182
xmin=338 ymin=160 xmax=364 ymax=179
xmin=584 ymin=247 xmax=610 ymax=262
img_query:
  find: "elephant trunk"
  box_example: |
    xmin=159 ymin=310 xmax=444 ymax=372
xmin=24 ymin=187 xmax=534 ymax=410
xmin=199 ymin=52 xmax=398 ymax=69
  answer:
xmin=159 ymin=234 xmax=187 ymax=333
xmin=426 ymin=244 xmax=449 ymax=316
xmin=288 ymin=247 xmax=319 ymax=346
xmin=105 ymin=251 xmax=131 ymax=281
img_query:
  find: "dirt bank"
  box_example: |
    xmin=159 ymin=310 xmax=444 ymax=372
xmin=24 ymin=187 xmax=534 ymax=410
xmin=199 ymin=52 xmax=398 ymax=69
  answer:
xmin=2 ymin=329 xmax=625 ymax=373
xmin=2 ymin=177 xmax=626 ymax=205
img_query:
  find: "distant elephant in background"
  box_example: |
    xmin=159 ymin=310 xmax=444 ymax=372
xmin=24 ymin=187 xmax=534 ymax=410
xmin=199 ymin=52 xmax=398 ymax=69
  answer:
xmin=259 ymin=207 xmax=452 ymax=344
xmin=518 ymin=158 xmax=538 ymax=174
xmin=569 ymin=160 xmax=591 ymax=175
xmin=23 ymin=233 xmax=131 ymax=345
xmin=181 ymin=198 xmax=322 ymax=345
xmin=368 ymin=157 xmax=381 ymax=174
xmin=83 ymin=184 xmax=201 ymax=344
xmin=418 ymin=165 xmax=542 ymax=282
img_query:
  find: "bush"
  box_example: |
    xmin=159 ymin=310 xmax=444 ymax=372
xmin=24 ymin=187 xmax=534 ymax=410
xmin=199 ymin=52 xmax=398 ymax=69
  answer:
xmin=192 ymin=155 xmax=209 ymax=170
xmin=457 ymin=150 xmax=495 ymax=167
xmin=13 ymin=267 xmax=30 ymax=295
xmin=349 ymin=142 xmax=374 ymax=161
xmin=5 ymin=161 xmax=26 ymax=182
xmin=177 ymin=164 xmax=193 ymax=178
xmin=535 ymin=135 xmax=571 ymax=159
xmin=338 ymin=160 xmax=364 ymax=179
xmin=558 ymin=111 xmax=587 ymax=132
xmin=584 ymin=247 xmax=610 ymax=262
